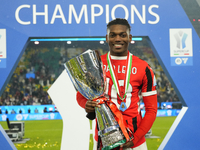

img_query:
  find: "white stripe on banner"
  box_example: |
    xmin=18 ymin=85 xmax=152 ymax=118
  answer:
xmin=0 ymin=125 xmax=17 ymax=150
xmin=158 ymin=106 xmax=188 ymax=150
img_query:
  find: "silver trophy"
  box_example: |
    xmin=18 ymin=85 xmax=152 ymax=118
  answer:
xmin=64 ymin=49 xmax=128 ymax=150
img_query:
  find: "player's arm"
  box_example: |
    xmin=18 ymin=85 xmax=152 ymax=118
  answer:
xmin=132 ymin=65 xmax=158 ymax=145
xmin=76 ymin=91 xmax=87 ymax=109
xmin=76 ymin=91 xmax=100 ymax=120
xmin=121 ymin=94 xmax=157 ymax=148
xmin=132 ymin=94 xmax=157 ymax=145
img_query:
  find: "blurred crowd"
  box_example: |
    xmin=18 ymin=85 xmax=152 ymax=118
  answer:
xmin=128 ymin=39 xmax=181 ymax=108
xmin=0 ymin=39 xmax=180 ymax=108
xmin=0 ymin=48 xmax=56 ymax=106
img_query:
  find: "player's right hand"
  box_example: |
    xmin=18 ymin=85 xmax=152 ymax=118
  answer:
xmin=85 ymin=100 xmax=101 ymax=113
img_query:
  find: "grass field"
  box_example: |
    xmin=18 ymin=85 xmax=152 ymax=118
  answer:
xmin=0 ymin=116 xmax=176 ymax=150
xmin=0 ymin=120 xmax=63 ymax=150
xmin=146 ymin=116 xmax=176 ymax=150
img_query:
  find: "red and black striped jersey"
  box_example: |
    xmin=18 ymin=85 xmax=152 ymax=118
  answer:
xmin=101 ymin=53 xmax=157 ymax=118
xmin=76 ymin=51 xmax=157 ymax=148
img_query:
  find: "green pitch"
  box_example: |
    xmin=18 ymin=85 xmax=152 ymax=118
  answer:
xmin=0 ymin=116 xmax=176 ymax=150
xmin=0 ymin=120 xmax=63 ymax=150
xmin=146 ymin=116 xmax=176 ymax=150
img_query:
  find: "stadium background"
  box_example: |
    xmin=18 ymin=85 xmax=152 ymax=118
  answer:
xmin=0 ymin=37 xmax=181 ymax=150
xmin=0 ymin=0 xmax=200 ymax=149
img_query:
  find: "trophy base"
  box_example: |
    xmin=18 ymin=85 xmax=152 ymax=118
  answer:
xmin=101 ymin=128 xmax=126 ymax=150
xmin=102 ymin=139 xmax=126 ymax=150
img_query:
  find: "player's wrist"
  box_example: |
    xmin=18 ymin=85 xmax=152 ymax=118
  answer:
xmin=131 ymin=134 xmax=139 ymax=146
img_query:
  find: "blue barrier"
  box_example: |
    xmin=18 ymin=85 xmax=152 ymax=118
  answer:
xmin=0 ymin=112 xmax=62 ymax=121
xmin=142 ymin=109 xmax=181 ymax=118
xmin=0 ymin=105 xmax=180 ymax=121
xmin=0 ymin=105 xmax=57 ymax=114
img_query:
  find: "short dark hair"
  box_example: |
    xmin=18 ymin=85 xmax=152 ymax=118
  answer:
xmin=107 ymin=18 xmax=131 ymax=32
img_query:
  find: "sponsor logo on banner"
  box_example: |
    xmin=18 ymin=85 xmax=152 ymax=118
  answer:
xmin=0 ymin=29 xmax=6 ymax=68
xmin=1 ymin=114 xmax=7 ymax=121
xmin=50 ymin=113 xmax=55 ymax=119
xmin=167 ymin=110 xmax=172 ymax=116
xmin=169 ymin=28 xmax=193 ymax=66
xmin=16 ymin=114 xmax=23 ymax=120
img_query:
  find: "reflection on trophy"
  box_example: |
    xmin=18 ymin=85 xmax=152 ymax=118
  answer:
xmin=64 ymin=49 xmax=131 ymax=150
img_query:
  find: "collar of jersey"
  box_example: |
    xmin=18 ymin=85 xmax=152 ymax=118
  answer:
xmin=110 ymin=55 xmax=127 ymax=60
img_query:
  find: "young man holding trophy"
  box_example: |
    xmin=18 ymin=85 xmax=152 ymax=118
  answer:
xmin=76 ymin=18 xmax=157 ymax=150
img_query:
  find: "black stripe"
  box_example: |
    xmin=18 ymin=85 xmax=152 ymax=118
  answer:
xmin=96 ymin=124 xmax=101 ymax=150
xmin=132 ymin=117 xmax=137 ymax=133
xmin=145 ymin=67 xmax=153 ymax=92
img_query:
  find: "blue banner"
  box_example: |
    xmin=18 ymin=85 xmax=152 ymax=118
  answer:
xmin=0 ymin=109 xmax=180 ymax=121
xmin=0 ymin=0 xmax=200 ymax=149
xmin=141 ymin=109 xmax=181 ymax=118
xmin=0 ymin=105 xmax=58 ymax=114
xmin=0 ymin=112 xmax=62 ymax=121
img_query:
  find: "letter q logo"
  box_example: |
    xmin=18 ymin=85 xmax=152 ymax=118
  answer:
xmin=175 ymin=58 xmax=182 ymax=65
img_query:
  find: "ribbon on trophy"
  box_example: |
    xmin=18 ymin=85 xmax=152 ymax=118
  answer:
xmin=93 ymin=97 xmax=132 ymax=142
xmin=107 ymin=51 xmax=132 ymax=112
xmin=106 ymin=100 xmax=133 ymax=141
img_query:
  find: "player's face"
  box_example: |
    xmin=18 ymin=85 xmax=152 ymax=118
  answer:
xmin=106 ymin=24 xmax=132 ymax=56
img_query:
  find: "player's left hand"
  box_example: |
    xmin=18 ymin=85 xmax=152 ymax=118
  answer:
xmin=120 ymin=140 xmax=134 ymax=148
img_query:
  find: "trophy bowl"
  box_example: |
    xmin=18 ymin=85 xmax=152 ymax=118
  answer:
xmin=64 ymin=49 xmax=127 ymax=150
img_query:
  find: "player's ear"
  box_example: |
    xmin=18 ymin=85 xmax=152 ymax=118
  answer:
xmin=129 ymin=34 xmax=132 ymax=43
xmin=106 ymin=35 xmax=108 ymax=43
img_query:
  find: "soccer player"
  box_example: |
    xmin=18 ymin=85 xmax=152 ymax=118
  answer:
xmin=76 ymin=18 xmax=157 ymax=150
